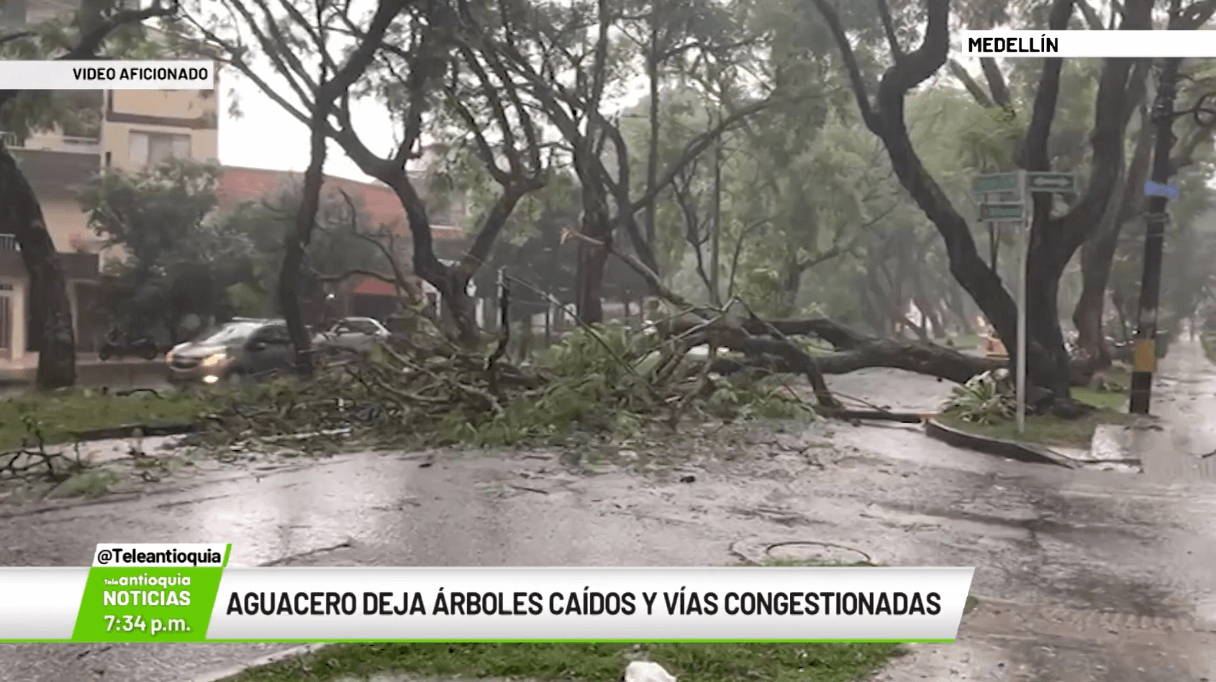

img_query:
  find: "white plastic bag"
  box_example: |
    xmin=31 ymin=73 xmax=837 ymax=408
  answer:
xmin=624 ymin=661 xmax=677 ymax=682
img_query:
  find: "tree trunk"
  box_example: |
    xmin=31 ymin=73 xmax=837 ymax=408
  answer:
xmin=279 ymin=115 xmax=328 ymax=376
xmin=0 ymin=143 xmax=76 ymax=388
xmin=1025 ymin=257 xmax=1072 ymax=398
xmin=483 ymin=282 xmax=499 ymax=332
xmin=1073 ymin=239 xmax=1115 ymax=368
xmin=644 ymin=21 xmax=660 ymax=252
xmin=439 ymin=271 xmax=479 ymax=346
xmin=944 ymin=287 xmax=974 ymax=335
xmin=780 ymin=258 xmax=801 ymax=317
xmin=1072 ymin=99 xmax=1153 ymax=370
xmin=576 ymin=233 xmax=608 ymax=324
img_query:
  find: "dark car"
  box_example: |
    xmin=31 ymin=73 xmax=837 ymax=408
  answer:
xmin=166 ymin=319 xmax=295 ymax=385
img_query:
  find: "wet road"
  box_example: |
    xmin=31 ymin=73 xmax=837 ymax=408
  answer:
xmin=0 ymin=348 xmax=1212 ymax=681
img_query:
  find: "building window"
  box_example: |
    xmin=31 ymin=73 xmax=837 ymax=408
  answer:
xmin=128 ymin=131 xmax=191 ymax=169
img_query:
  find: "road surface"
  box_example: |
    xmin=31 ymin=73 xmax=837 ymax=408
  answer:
xmin=0 ymin=347 xmax=1211 ymax=682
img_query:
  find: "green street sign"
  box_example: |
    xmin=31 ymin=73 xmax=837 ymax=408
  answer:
xmin=973 ymin=172 xmax=1021 ymax=194
xmin=1026 ymin=172 xmax=1076 ymax=194
xmin=979 ymin=202 xmax=1025 ymax=221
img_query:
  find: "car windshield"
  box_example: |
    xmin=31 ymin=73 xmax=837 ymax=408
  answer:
xmin=195 ymin=322 xmax=262 ymax=346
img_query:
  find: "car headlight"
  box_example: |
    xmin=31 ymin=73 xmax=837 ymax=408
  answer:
xmin=165 ymin=350 xmax=175 ymax=362
xmin=201 ymin=352 xmax=227 ymax=367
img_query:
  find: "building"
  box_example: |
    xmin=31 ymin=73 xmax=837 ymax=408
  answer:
xmin=215 ymin=165 xmax=471 ymax=323
xmin=1 ymin=0 xmax=219 ymax=364
xmin=1 ymin=84 xmax=219 ymax=365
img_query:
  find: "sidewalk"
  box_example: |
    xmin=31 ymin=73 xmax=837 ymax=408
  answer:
xmin=0 ymin=353 xmax=166 ymax=388
xmin=1094 ymin=335 xmax=1216 ymax=483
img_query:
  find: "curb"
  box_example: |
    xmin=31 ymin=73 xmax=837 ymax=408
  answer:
xmin=72 ymin=421 xmax=200 ymax=441
xmin=179 ymin=643 xmax=330 ymax=682
xmin=923 ymin=418 xmax=1077 ymax=468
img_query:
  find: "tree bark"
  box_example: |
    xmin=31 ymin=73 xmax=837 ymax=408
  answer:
xmin=575 ymin=215 xmax=609 ymax=324
xmin=644 ymin=17 xmax=661 ymax=252
xmin=676 ymin=316 xmax=1004 ymax=384
xmin=0 ymin=143 xmax=76 ymax=389
xmin=279 ymin=119 xmax=327 ymax=375
xmin=1072 ymin=116 xmax=1151 ymax=370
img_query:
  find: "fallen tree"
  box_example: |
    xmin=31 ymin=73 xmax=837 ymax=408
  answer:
xmin=691 ymin=317 xmax=1002 ymax=384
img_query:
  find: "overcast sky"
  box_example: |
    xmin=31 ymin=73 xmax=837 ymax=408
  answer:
xmin=215 ymin=57 xmax=1216 ymax=192
xmin=216 ymin=70 xmax=389 ymax=183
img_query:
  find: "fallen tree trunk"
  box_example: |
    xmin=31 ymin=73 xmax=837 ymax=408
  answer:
xmin=673 ymin=317 xmax=1002 ymax=384
xmin=811 ymin=339 xmax=1003 ymax=382
xmin=685 ymin=316 xmax=1117 ymax=388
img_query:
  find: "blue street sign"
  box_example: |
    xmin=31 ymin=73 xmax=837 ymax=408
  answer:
xmin=1144 ymin=180 xmax=1179 ymax=200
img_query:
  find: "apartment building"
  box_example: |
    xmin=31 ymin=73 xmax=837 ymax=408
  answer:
xmin=1 ymin=0 xmax=219 ymax=364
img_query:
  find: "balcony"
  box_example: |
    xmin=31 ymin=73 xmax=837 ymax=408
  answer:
xmin=3 ymin=131 xmax=102 ymax=155
xmin=0 ymin=237 xmax=100 ymax=280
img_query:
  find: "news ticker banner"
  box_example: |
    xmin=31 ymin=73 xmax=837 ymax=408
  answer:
xmin=0 ymin=544 xmax=975 ymax=643
xmin=962 ymin=30 xmax=1216 ymax=58
xmin=0 ymin=61 xmax=213 ymax=90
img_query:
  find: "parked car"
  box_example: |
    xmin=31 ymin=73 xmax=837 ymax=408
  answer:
xmin=313 ymin=317 xmax=391 ymax=356
xmin=166 ymin=318 xmax=294 ymax=385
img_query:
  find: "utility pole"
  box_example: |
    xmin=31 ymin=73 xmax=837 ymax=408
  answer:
xmin=710 ymin=107 xmax=722 ymax=308
xmin=1129 ymin=19 xmax=1183 ymax=414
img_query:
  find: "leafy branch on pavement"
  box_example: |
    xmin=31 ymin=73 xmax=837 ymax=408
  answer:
xmin=192 ymin=301 xmax=812 ymax=450
xmin=0 ymin=417 xmax=87 ymax=483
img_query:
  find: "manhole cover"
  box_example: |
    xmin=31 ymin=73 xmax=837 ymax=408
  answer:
xmin=765 ymin=541 xmax=872 ymax=566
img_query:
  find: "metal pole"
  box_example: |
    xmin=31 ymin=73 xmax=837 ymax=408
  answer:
xmin=710 ymin=111 xmax=722 ymax=308
xmin=1016 ymin=171 xmax=1027 ymax=434
xmin=1129 ymin=52 xmax=1182 ymax=415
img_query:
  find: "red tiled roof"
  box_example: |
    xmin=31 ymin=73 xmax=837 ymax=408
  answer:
xmin=216 ymin=165 xmax=465 ymax=242
xmin=352 ymin=276 xmax=401 ymax=296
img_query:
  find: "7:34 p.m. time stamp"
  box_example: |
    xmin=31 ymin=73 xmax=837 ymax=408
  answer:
xmin=103 ymin=614 xmax=190 ymax=636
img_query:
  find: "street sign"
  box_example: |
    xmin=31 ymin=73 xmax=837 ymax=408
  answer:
xmin=973 ymin=172 xmax=1021 ymax=194
xmin=979 ymin=202 xmax=1026 ymax=221
xmin=1026 ymin=172 xmax=1076 ymax=194
xmin=1144 ymin=180 xmax=1179 ymax=199
xmin=971 ymin=170 xmax=1031 ymax=436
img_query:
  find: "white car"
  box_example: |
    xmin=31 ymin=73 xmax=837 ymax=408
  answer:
xmin=313 ymin=317 xmax=391 ymax=355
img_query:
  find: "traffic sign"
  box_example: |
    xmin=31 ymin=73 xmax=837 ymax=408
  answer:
xmin=973 ymin=172 xmax=1021 ymax=194
xmin=979 ymin=202 xmax=1025 ymax=221
xmin=1026 ymin=172 xmax=1075 ymax=194
xmin=1144 ymin=180 xmax=1179 ymax=199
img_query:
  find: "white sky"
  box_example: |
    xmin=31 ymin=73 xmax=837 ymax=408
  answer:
xmin=216 ymin=72 xmax=390 ymax=183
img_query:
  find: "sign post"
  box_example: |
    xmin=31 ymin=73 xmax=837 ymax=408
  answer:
xmin=1015 ymin=171 xmax=1028 ymax=436
xmin=973 ymin=172 xmax=1028 ymax=434
xmin=973 ymin=170 xmax=1072 ymax=434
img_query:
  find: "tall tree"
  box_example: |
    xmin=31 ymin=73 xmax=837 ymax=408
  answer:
xmin=192 ymin=0 xmax=547 ymax=346
xmin=810 ymin=0 xmax=1173 ymax=412
xmin=76 ymin=159 xmax=256 ymax=341
xmin=491 ymin=0 xmax=778 ymax=322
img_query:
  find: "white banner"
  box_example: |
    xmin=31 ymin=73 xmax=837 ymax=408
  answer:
xmin=0 ymin=568 xmax=89 ymax=640
xmin=961 ymin=30 xmax=1216 ymax=58
xmin=206 ymin=567 xmax=974 ymax=641
xmin=0 ymin=61 xmax=213 ymax=90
